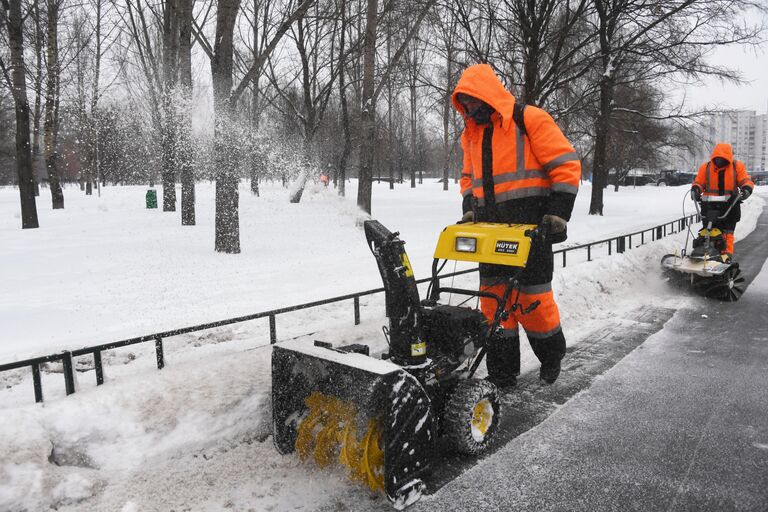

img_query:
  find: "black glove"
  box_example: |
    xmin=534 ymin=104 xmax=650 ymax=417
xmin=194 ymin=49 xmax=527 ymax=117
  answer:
xmin=690 ymin=187 xmax=702 ymax=202
xmin=739 ymin=187 xmax=752 ymax=202
xmin=542 ymin=214 xmax=567 ymax=234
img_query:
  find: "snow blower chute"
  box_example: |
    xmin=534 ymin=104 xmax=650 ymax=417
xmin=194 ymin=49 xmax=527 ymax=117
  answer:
xmin=272 ymin=220 xmax=542 ymax=508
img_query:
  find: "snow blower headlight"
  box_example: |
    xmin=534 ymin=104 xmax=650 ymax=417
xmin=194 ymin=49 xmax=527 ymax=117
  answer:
xmin=455 ymin=237 xmax=477 ymax=253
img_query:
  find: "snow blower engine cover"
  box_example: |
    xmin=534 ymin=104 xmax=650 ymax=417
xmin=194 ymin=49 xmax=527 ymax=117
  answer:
xmin=434 ymin=222 xmax=536 ymax=267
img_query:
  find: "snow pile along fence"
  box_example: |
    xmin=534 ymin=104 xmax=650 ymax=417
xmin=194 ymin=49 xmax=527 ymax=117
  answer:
xmin=0 ymin=213 xmax=700 ymax=404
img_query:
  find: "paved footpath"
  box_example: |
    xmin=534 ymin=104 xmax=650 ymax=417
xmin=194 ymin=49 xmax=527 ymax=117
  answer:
xmin=415 ymin=205 xmax=768 ymax=512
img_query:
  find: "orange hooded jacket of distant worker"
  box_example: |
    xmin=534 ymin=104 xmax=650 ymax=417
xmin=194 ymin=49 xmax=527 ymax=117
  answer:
xmin=692 ymin=143 xmax=754 ymax=201
xmin=451 ymin=64 xmax=581 ymax=220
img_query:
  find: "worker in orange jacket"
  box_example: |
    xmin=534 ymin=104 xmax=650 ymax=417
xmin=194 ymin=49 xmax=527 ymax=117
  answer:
xmin=690 ymin=143 xmax=754 ymax=259
xmin=451 ymin=64 xmax=581 ymax=387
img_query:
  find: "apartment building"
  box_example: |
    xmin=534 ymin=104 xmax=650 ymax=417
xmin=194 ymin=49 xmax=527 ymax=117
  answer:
xmin=701 ymin=110 xmax=768 ymax=173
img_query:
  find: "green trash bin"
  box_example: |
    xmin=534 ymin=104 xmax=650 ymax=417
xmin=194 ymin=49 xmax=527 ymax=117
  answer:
xmin=146 ymin=189 xmax=158 ymax=209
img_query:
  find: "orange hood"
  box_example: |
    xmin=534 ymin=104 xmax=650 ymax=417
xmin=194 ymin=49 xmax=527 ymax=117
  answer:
xmin=710 ymin=143 xmax=733 ymax=165
xmin=452 ymin=64 xmax=516 ymax=130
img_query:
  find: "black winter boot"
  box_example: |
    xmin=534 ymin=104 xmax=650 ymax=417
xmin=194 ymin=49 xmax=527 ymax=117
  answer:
xmin=485 ymin=330 xmax=520 ymax=390
xmin=528 ymin=330 xmax=566 ymax=385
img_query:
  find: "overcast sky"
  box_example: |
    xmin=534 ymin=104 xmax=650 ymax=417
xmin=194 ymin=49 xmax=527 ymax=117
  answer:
xmin=678 ymin=5 xmax=768 ymax=114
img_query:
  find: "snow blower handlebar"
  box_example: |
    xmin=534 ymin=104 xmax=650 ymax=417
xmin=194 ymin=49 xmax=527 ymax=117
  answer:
xmin=693 ymin=188 xmax=743 ymax=223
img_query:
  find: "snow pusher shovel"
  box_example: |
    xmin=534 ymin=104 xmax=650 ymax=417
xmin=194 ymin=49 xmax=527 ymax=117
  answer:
xmin=272 ymin=220 xmax=541 ymax=509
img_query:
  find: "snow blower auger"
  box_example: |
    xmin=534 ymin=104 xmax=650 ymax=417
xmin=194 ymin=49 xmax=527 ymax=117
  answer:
xmin=272 ymin=220 xmax=543 ymax=509
xmin=661 ymin=191 xmax=745 ymax=301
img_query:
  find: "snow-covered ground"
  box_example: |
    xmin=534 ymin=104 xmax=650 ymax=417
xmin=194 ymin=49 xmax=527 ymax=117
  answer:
xmin=0 ymin=180 xmax=732 ymax=361
xmin=0 ymin=180 xmax=765 ymax=511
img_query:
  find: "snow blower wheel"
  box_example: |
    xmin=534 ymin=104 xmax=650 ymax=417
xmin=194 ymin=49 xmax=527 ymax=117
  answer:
xmin=442 ymin=379 xmax=500 ymax=455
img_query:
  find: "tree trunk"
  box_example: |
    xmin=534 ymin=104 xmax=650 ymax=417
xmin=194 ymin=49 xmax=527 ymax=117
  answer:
xmin=589 ymin=78 xmax=613 ymax=216
xmin=31 ymin=0 xmax=44 ymax=197
xmin=409 ymin=64 xmax=416 ymax=189
xmin=356 ymin=0 xmax=378 ymax=214
xmin=212 ymin=0 xmax=241 ymax=253
xmin=44 ymin=0 xmax=63 ymax=209
xmin=161 ymin=0 xmax=179 ymax=212
xmin=442 ymin=41 xmax=452 ymax=191
xmin=386 ymin=29 xmax=394 ymax=190
xmin=178 ymin=0 xmax=195 ymax=224
xmin=249 ymin=0 xmax=262 ymax=198
xmin=7 ymin=0 xmax=39 ymax=228
xmin=250 ymin=169 xmax=259 ymax=196
xmin=337 ymin=0 xmax=350 ymax=197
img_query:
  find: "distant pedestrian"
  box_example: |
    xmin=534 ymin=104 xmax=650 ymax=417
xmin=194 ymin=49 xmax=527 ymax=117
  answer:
xmin=320 ymin=173 xmax=329 ymax=187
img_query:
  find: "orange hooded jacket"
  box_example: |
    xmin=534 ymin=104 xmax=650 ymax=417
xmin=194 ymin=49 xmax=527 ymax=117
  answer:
xmin=692 ymin=143 xmax=754 ymax=201
xmin=452 ymin=64 xmax=581 ymax=221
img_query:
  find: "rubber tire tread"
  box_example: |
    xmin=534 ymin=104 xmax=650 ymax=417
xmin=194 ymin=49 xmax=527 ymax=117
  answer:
xmin=442 ymin=379 xmax=499 ymax=455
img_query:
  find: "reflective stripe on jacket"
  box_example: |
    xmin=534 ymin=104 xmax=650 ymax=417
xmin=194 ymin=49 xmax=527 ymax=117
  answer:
xmin=452 ymin=64 xmax=580 ymax=218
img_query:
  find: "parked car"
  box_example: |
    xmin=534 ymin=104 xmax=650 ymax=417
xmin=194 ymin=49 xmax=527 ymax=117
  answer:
xmin=656 ymin=170 xmax=695 ymax=186
xmin=608 ymin=173 xmax=655 ymax=187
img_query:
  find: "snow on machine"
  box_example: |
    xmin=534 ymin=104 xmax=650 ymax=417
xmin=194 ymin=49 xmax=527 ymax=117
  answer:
xmin=272 ymin=220 xmax=544 ymax=509
xmin=661 ymin=192 xmax=745 ymax=301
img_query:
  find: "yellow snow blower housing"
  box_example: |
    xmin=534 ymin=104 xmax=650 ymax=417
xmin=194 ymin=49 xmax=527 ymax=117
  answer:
xmin=272 ymin=221 xmax=544 ymax=509
xmin=434 ymin=222 xmax=536 ymax=267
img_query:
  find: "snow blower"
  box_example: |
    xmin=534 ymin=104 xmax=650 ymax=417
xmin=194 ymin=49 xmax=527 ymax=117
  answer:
xmin=272 ymin=220 xmax=543 ymax=509
xmin=661 ymin=191 xmax=745 ymax=301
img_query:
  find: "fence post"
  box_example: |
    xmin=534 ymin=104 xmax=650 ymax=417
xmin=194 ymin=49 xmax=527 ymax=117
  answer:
xmin=354 ymin=296 xmax=361 ymax=325
xmin=608 ymin=239 xmax=612 ymax=255
xmin=32 ymin=363 xmax=43 ymax=403
xmin=155 ymin=336 xmax=165 ymax=370
xmin=269 ymin=315 xmax=277 ymax=344
xmin=94 ymin=351 xmax=104 ymax=385
xmin=641 ymin=231 xmax=645 ymax=245
xmin=562 ymin=251 xmax=567 ymax=267
xmin=62 ymin=351 xmax=76 ymax=396
xmin=657 ymin=226 xmax=663 ymax=239
xmin=587 ymin=245 xmax=591 ymax=262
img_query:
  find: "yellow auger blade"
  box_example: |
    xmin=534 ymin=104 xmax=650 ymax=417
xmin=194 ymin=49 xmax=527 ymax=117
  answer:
xmin=295 ymin=392 xmax=385 ymax=492
xmin=359 ymin=419 xmax=385 ymax=492
xmin=296 ymin=392 xmax=356 ymax=467
xmin=273 ymin=341 xmax=434 ymax=505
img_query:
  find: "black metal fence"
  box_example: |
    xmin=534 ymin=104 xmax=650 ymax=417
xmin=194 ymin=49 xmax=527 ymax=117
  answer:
xmin=0 ymin=213 xmax=700 ymax=404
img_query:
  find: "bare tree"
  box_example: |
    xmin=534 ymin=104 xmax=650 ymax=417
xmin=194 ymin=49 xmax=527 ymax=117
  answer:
xmin=336 ymin=0 xmax=351 ymax=196
xmin=588 ymin=0 xmax=763 ymax=215
xmin=161 ymin=0 xmax=178 ymax=212
xmin=30 ymin=0 xmax=45 ymax=196
xmin=266 ymin=0 xmax=341 ymax=203
xmin=44 ymin=0 xmax=64 ymax=209
xmin=178 ymin=0 xmax=194 ymax=224
xmin=211 ymin=0 xmax=315 ymax=253
xmin=1 ymin=0 xmax=39 ymax=228
xmin=357 ymin=0 xmax=436 ymax=214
